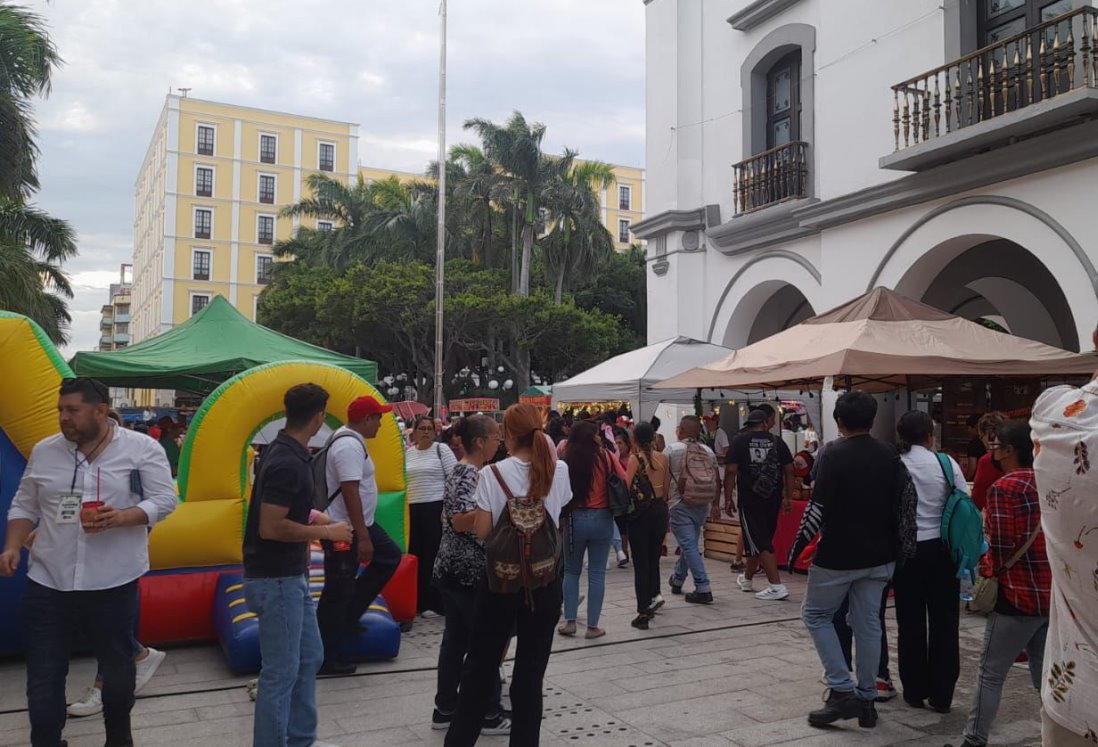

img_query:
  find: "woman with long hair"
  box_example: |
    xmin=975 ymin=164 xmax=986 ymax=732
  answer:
xmin=559 ymin=420 xmax=625 ymax=639
xmin=893 ymin=410 xmax=965 ymax=712
xmin=445 ymin=404 xmax=571 ymax=747
xmin=623 ymin=422 xmax=671 ymax=629
xmin=432 ymin=415 xmax=509 ymax=736
xmin=407 ymin=413 xmax=458 ymax=616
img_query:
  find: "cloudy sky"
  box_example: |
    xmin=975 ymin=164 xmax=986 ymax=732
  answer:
xmin=22 ymin=0 xmax=645 ymax=356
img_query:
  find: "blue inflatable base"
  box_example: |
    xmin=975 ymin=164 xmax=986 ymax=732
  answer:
xmin=214 ymin=570 xmax=401 ymax=675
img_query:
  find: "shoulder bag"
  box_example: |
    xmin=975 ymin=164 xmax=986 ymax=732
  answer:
xmin=971 ymin=525 xmax=1042 ymax=614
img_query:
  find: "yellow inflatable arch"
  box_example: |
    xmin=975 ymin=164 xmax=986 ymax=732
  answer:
xmin=149 ymin=361 xmax=407 ymax=569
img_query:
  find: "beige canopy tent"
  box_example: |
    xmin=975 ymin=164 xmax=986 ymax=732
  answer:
xmin=655 ymin=287 xmax=1096 ymax=392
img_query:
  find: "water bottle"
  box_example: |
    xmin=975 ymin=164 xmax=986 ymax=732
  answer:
xmin=959 ymin=569 xmax=974 ymax=602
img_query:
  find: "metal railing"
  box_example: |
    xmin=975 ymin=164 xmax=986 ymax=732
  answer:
xmin=892 ymin=7 xmax=1098 ymax=150
xmin=732 ymin=140 xmax=809 ymax=215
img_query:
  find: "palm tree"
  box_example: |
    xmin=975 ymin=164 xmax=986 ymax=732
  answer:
xmin=0 ymin=198 xmax=77 ymax=342
xmin=542 ymin=159 xmax=616 ymax=304
xmin=464 ymin=112 xmax=573 ymax=296
xmin=0 ymin=3 xmax=60 ymax=198
xmin=446 ymin=144 xmax=503 ymax=266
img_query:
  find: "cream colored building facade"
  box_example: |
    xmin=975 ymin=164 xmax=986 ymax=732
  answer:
xmin=131 ymin=95 xmax=359 ymax=343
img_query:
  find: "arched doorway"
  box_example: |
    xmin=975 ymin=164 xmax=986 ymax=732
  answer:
xmin=895 ymin=238 xmax=1078 ymax=351
xmin=746 ymin=283 xmax=815 ymax=344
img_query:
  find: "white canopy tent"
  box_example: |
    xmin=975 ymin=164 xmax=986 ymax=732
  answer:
xmin=552 ymin=337 xmax=740 ymax=421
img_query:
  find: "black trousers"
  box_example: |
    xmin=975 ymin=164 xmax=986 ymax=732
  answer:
xmin=445 ymin=578 xmax=562 ymax=747
xmin=317 ymin=522 xmax=403 ymax=663
xmin=892 ymin=538 xmax=961 ymax=708
xmin=409 ymin=501 xmax=445 ymax=614
xmin=627 ymin=501 xmax=669 ymax=614
xmin=435 ymin=584 xmax=503 ymax=716
xmin=834 ymin=581 xmax=892 ymax=679
xmin=24 ymin=579 xmax=138 ymax=747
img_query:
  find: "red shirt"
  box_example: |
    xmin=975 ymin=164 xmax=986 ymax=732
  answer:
xmin=971 ymin=452 xmax=1004 ymax=511
xmin=984 ymin=468 xmax=1051 ymax=616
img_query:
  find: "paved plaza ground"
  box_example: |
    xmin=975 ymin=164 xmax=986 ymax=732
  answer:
xmin=0 ymin=553 xmax=1043 ymax=746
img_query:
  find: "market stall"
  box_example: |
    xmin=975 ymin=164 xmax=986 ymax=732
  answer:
xmin=656 ymin=287 xmax=1095 ymax=568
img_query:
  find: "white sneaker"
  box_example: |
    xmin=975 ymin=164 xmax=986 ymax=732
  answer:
xmin=134 ymin=647 xmax=166 ymax=693
xmin=616 ymin=550 xmax=629 ymax=567
xmin=755 ymin=584 xmax=789 ymax=601
xmin=67 ymin=686 xmax=103 ymax=717
xmin=421 ymin=610 xmax=442 ymax=619
xmin=648 ymin=594 xmax=665 ymax=613
xmin=736 ymin=573 xmax=755 ymax=592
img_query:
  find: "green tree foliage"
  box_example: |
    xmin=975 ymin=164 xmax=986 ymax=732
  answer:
xmin=258 ymin=259 xmax=623 ymax=402
xmin=0 ymin=3 xmax=75 ymax=344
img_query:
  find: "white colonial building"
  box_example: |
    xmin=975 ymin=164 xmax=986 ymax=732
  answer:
xmin=636 ymin=0 xmax=1098 ymax=355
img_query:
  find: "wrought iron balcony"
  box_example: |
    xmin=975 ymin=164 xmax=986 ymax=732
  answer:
xmin=885 ymin=7 xmax=1098 ymax=170
xmin=732 ymin=140 xmax=809 ymax=215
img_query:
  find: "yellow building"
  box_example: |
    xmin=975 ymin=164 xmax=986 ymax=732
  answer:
xmin=131 ymin=94 xmax=359 ymax=344
xmin=358 ymin=164 xmax=422 ymax=185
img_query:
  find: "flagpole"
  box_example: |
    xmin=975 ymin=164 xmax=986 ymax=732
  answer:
xmin=433 ymin=0 xmax=448 ymax=418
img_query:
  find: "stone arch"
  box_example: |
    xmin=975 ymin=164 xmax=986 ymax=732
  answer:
xmin=709 ymin=251 xmax=823 ymax=348
xmin=871 ymin=196 xmax=1097 ymax=352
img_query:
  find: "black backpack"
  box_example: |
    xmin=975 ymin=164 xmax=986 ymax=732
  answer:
xmin=627 ymin=453 xmax=657 ymax=518
xmin=310 ymin=431 xmax=366 ymax=511
xmin=483 ymin=465 xmax=561 ymax=606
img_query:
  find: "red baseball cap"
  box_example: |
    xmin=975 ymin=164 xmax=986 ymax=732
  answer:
xmin=347 ymin=395 xmax=393 ymax=420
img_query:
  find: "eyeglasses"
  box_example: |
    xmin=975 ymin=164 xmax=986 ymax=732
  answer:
xmin=415 ymin=426 xmax=435 ymax=432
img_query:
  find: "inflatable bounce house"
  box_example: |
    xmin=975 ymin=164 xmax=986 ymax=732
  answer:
xmin=0 ymin=311 xmax=415 ymax=673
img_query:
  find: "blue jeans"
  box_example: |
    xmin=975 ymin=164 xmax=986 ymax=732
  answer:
xmin=24 ymin=579 xmax=138 ymax=747
xmin=670 ymin=502 xmax=711 ymax=593
xmin=563 ymin=508 xmax=614 ymax=626
xmin=245 ymin=575 xmax=324 ymax=747
xmin=802 ymin=562 xmax=894 ymax=701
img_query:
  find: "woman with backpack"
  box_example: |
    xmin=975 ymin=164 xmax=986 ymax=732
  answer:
xmin=407 ymin=414 xmax=458 ymax=616
xmin=559 ymin=419 xmax=627 ymax=639
xmin=431 ymin=415 xmax=510 ymax=736
xmin=893 ymin=410 xmax=965 ymax=712
xmin=623 ymin=422 xmax=671 ymax=630
xmin=444 ymin=403 xmax=571 ymax=747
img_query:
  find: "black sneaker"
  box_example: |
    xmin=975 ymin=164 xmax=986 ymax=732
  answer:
xmin=684 ymin=591 xmax=714 ymax=604
xmin=318 ymin=660 xmax=357 ymax=676
xmin=859 ymin=699 xmax=878 ymax=729
xmin=631 ymin=614 xmax=650 ymax=630
xmin=431 ymin=708 xmax=452 ymax=730
xmin=481 ymin=712 xmax=512 ymax=736
xmin=808 ymin=689 xmax=862 ymax=727
xmin=668 ymin=575 xmax=683 ymax=595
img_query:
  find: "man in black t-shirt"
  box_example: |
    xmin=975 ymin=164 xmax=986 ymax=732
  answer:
xmin=242 ymin=383 xmax=352 ymax=747
xmin=725 ymin=408 xmax=794 ymax=601
xmin=787 ymin=391 xmax=912 ymax=731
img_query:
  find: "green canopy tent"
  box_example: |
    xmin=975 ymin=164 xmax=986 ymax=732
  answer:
xmin=70 ymin=296 xmax=376 ymax=393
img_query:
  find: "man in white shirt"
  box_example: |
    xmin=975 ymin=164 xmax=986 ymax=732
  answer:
xmin=665 ymin=416 xmax=721 ymax=604
xmin=1 ymin=377 xmax=177 ymax=747
xmin=1031 ymin=331 xmax=1098 ymax=746
xmin=316 ymin=395 xmax=403 ymax=676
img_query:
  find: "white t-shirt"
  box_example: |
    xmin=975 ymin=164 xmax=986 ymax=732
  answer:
xmin=405 ymin=442 xmax=457 ymax=504
xmin=713 ymin=427 xmax=730 ymax=457
xmin=324 ymin=426 xmax=378 ymax=527
xmin=475 ymin=457 xmax=572 ymax=526
xmin=1032 ymin=382 xmax=1098 ymax=736
xmin=900 ymin=444 xmax=966 ymax=542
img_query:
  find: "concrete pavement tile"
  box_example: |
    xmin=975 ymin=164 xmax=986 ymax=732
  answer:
xmin=614 ymin=694 xmax=758 ymax=741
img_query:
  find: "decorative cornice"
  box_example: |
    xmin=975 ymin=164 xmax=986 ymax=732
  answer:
xmin=652 ymin=258 xmax=670 ymax=276
xmin=630 ymin=208 xmax=707 ymax=240
xmin=727 ymin=0 xmax=803 ymax=31
xmin=707 ymin=198 xmax=818 ymax=254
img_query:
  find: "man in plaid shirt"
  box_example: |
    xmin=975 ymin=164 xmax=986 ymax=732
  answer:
xmin=954 ymin=420 xmax=1050 ymax=747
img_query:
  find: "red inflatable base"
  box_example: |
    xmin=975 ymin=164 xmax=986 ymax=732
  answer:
xmin=138 ymin=570 xmax=223 ymax=644
xmin=380 ymin=554 xmax=417 ymax=622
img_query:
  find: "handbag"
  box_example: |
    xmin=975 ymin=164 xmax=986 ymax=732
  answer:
xmin=604 ymin=451 xmax=631 ymax=517
xmin=627 ymin=454 xmax=657 ymax=518
xmin=970 ymin=525 xmax=1042 ymax=614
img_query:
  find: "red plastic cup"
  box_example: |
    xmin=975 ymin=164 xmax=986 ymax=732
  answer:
xmin=81 ymin=501 xmax=104 ymax=530
xmin=333 ymin=541 xmax=351 ymax=552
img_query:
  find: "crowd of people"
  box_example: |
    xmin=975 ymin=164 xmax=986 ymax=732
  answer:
xmin=2 ymin=356 xmax=1097 ymax=745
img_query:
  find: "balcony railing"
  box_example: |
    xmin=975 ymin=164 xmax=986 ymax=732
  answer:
xmin=732 ymin=141 xmax=809 ymax=215
xmin=891 ymin=7 xmax=1097 ymax=151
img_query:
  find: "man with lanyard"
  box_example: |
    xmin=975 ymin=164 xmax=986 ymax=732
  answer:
xmin=725 ymin=408 xmax=794 ymax=601
xmin=316 ymin=396 xmax=403 ymax=675
xmin=1 ymin=377 xmax=178 ymax=747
